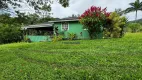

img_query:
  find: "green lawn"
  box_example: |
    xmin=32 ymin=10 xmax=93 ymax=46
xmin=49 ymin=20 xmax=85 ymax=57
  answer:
xmin=0 ymin=33 xmax=142 ymax=80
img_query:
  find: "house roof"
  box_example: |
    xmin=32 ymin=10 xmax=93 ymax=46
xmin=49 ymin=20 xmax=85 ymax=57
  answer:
xmin=22 ymin=23 xmax=53 ymax=30
xmin=49 ymin=18 xmax=79 ymax=23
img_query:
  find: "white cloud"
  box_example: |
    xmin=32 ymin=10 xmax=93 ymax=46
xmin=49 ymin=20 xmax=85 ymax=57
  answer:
xmin=51 ymin=2 xmax=78 ymax=18
xmin=50 ymin=0 xmax=142 ymax=21
xmin=9 ymin=0 xmax=35 ymax=15
xmin=8 ymin=0 xmax=142 ymax=21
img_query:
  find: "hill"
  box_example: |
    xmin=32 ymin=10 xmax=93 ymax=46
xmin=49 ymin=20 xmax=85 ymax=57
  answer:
xmin=0 ymin=33 xmax=142 ymax=79
xmin=129 ymin=18 xmax=142 ymax=24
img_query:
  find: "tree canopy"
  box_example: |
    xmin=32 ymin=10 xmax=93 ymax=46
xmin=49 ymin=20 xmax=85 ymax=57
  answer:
xmin=125 ymin=0 xmax=142 ymax=20
xmin=0 ymin=0 xmax=69 ymax=12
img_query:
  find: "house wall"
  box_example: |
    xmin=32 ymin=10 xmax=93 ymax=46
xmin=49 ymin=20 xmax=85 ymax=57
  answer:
xmin=54 ymin=21 xmax=103 ymax=39
xmin=27 ymin=35 xmax=51 ymax=42
xmin=25 ymin=27 xmax=53 ymax=42
xmin=54 ymin=21 xmax=90 ymax=39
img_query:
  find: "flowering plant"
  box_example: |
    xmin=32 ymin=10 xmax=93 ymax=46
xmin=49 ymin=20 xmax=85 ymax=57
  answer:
xmin=79 ymin=6 xmax=111 ymax=39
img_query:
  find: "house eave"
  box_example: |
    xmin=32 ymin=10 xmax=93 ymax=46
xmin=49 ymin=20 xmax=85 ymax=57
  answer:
xmin=49 ymin=19 xmax=79 ymax=23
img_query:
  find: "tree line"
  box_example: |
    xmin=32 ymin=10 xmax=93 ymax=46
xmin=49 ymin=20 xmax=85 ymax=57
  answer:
xmin=0 ymin=12 xmax=55 ymax=44
xmin=0 ymin=0 xmax=69 ymax=44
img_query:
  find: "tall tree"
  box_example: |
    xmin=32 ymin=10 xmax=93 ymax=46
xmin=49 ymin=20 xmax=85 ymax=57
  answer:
xmin=28 ymin=13 xmax=39 ymax=24
xmin=125 ymin=0 xmax=142 ymax=21
xmin=0 ymin=14 xmax=13 ymax=24
xmin=0 ymin=0 xmax=69 ymax=12
xmin=14 ymin=11 xmax=30 ymax=24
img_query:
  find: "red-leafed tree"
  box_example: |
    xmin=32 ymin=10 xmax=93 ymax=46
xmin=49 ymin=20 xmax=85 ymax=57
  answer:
xmin=79 ymin=6 xmax=111 ymax=39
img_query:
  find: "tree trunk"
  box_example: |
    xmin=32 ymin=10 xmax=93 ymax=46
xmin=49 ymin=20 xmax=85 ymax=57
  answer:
xmin=89 ymin=33 xmax=93 ymax=39
xmin=88 ymin=30 xmax=93 ymax=39
xmin=135 ymin=10 xmax=137 ymax=22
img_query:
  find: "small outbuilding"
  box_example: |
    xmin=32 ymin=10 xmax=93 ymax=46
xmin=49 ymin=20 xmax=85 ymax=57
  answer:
xmin=22 ymin=23 xmax=53 ymax=42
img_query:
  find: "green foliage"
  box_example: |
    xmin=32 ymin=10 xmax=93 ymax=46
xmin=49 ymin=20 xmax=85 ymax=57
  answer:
xmin=52 ymin=35 xmax=63 ymax=42
xmin=24 ymin=38 xmax=32 ymax=43
xmin=0 ymin=12 xmax=54 ymax=44
xmin=14 ymin=11 xmax=30 ymax=25
xmin=103 ymin=29 xmax=111 ymax=38
xmin=0 ymin=33 xmax=142 ymax=79
xmin=0 ymin=23 xmax=22 ymax=44
xmin=14 ymin=12 xmax=54 ymax=25
xmin=0 ymin=12 xmax=54 ymax=25
xmin=0 ymin=14 xmax=14 ymax=24
xmin=124 ymin=0 xmax=142 ymax=20
xmin=127 ymin=23 xmax=142 ymax=33
xmin=57 ymin=35 xmax=64 ymax=41
xmin=0 ymin=13 xmax=38 ymax=25
xmin=104 ymin=12 xmax=127 ymax=38
xmin=79 ymin=6 xmax=110 ymax=39
xmin=26 ymin=13 xmax=40 ymax=25
xmin=68 ymin=33 xmax=76 ymax=40
xmin=39 ymin=16 xmax=55 ymax=23
xmin=0 ymin=0 xmax=69 ymax=13
xmin=139 ymin=21 xmax=142 ymax=25
xmin=0 ymin=14 xmax=24 ymax=44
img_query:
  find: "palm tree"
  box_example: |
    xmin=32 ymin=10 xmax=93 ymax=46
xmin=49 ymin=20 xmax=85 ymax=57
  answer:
xmin=125 ymin=0 xmax=142 ymax=21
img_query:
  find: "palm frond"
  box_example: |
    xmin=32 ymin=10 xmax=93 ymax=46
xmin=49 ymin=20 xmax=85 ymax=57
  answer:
xmin=124 ymin=7 xmax=135 ymax=13
xmin=139 ymin=2 xmax=142 ymax=10
xmin=136 ymin=0 xmax=140 ymax=3
xmin=129 ymin=3 xmax=135 ymax=6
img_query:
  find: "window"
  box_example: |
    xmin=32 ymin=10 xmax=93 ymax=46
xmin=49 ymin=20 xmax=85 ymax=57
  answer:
xmin=62 ymin=22 xmax=69 ymax=31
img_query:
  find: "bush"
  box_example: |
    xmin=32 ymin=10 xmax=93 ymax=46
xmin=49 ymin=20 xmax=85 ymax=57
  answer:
xmin=104 ymin=12 xmax=127 ymax=38
xmin=24 ymin=37 xmax=32 ymax=43
xmin=127 ymin=23 xmax=142 ymax=33
xmin=0 ymin=23 xmax=22 ymax=44
xmin=52 ymin=35 xmax=63 ymax=42
xmin=68 ymin=33 xmax=77 ymax=40
xmin=57 ymin=35 xmax=64 ymax=41
xmin=103 ymin=29 xmax=111 ymax=38
xmin=79 ymin=6 xmax=111 ymax=39
xmin=140 ymin=28 xmax=142 ymax=32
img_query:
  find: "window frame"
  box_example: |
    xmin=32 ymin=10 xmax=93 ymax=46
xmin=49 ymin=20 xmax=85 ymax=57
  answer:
xmin=61 ymin=22 xmax=69 ymax=31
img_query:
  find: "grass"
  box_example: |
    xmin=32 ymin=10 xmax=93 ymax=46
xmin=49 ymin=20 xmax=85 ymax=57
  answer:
xmin=0 ymin=33 xmax=142 ymax=80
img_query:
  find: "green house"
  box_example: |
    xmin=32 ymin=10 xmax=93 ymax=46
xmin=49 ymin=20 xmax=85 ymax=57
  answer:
xmin=22 ymin=18 xmax=103 ymax=42
xmin=49 ymin=18 xmax=103 ymax=39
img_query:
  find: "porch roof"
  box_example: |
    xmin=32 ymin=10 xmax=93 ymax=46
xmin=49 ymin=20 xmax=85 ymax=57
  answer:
xmin=22 ymin=23 xmax=53 ymax=30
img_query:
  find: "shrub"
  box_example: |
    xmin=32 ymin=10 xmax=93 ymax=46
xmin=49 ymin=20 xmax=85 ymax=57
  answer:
xmin=52 ymin=35 xmax=63 ymax=42
xmin=103 ymin=29 xmax=111 ymax=38
xmin=127 ymin=23 xmax=142 ymax=33
xmin=0 ymin=23 xmax=23 ymax=44
xmin=104 ymin=12 xmax=127 ymax=38
xmin=79 ymin=6 xmax=111 ymax=39
xmin=68 ymin=33 xmax=77 ymax=40
xmin=25 ymin=38 xmax=32 ymax=43
xmin=57 ymin=35 xmax=64 ymax=41
xmin=140 ymin=28 xmax=142 ymax=32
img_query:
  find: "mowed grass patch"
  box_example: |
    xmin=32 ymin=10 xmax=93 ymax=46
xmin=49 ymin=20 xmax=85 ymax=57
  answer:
xmin=0 ymin=33 xmax=142 ymax=80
